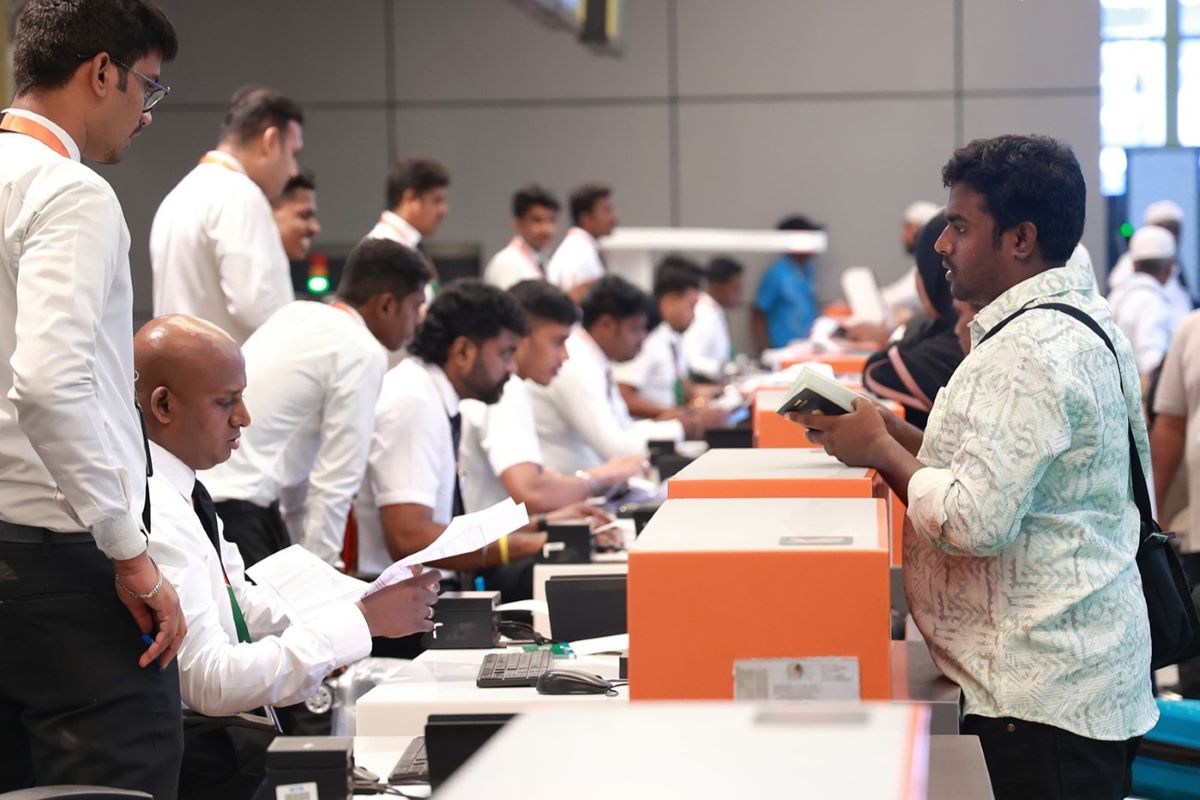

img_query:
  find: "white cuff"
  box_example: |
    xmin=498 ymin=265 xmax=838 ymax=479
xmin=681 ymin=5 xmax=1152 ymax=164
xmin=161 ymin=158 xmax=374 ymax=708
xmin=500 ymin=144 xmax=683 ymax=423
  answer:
xmin=92 ymin=511 xmax=147 ymax=561
xmin=308 ymin=602 xmax=373 ymax=667
xmin=906 ymin=466 xmax=954 ymax=541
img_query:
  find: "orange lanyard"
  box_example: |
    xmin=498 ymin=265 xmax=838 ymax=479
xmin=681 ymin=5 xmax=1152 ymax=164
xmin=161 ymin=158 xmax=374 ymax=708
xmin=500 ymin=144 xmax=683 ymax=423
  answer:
xmin=0 ymin=114 xmax=71 ymax=159
xmin=198 ymin=151 xmax=245 ymax=174
xmin=513 ymin=237 xmax=543 ymax=272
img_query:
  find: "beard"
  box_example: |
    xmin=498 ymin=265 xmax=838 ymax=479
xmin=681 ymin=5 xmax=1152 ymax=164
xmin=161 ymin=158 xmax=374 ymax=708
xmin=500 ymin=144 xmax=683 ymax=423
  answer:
xmin=477 ymin=377 xmax=507 ymax=405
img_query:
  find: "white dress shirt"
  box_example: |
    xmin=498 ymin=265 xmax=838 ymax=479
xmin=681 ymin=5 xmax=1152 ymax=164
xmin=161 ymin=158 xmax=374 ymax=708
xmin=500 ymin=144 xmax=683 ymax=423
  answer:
xmin=530 ymin=327 xmax=683 ymax=474
xmin=201 ymin=301 xmax=387 ymax=565
xmin=904 ymin=257 xmax=1157 ymax=740
xmin=150 ymin=151 xmax=294 ymax=344
xmin=546 ymin=227 xmax=604 ymax=292
xmin=459 ymin=375 xmax=542 ymax=513
xmin=483 ymin=236 xmax=544 ymax=289
xmin=148 ymin=441 xmax=371 ymax=718
xmin=0 ymin=108 xmax=146 ymax=560
xmin=613 ymin=321 xmax=685 ymax=408
xmin=355 ymin=358 xmax=460 ymax=576
xmin=1108 ymin=272 xmax=1175 ymax=374
xmin=682 ymin=293 xmax=733 ymax=380
xmin=1109 ymin=251 xmax=1192 ymax=331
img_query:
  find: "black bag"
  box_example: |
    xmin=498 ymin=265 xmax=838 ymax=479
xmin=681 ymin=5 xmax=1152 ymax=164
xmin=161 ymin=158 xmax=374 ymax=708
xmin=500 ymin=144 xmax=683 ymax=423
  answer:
xmin=980 ymin=302 xmax=1200 ymax=669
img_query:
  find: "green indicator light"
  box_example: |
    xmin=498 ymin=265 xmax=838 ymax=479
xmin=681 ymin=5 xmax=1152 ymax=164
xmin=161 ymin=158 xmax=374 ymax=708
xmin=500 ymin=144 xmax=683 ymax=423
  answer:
xmin=1119 ymin=222 xmax=1134 ymax=238
xmin=307 ymin=275 xmax=330 ymax=294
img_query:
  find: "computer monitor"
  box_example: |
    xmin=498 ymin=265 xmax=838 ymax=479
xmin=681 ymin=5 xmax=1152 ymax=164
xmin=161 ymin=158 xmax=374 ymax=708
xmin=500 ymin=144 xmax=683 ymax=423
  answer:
xmin=424 ymin=713 xmax=515 ymax=789
xmin=545 ymin=573 xmax=627 ymax=642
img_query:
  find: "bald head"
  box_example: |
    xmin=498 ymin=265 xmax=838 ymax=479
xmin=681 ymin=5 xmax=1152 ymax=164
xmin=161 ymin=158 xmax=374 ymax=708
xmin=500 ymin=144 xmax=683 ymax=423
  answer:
xmin=135 ymin=315 xmax=250 ymax=472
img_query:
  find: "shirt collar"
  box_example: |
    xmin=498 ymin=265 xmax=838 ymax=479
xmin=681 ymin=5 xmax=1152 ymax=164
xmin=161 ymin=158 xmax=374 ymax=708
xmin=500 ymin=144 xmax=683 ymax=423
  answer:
xmin=331 ymin=300 xmax=368 ymax=328
xmin=416 ymin=358 xmax=460 ymax=416
xmin=970 ymin=258 xmax=1097 ymax=348
xmin=568 ymin=226 xmax=598 ymax=248
xmin=2 ymin=107 xmax=81 ymax=162
xmin=200 ymin=149 xmax=247 ymax=175
xmin=572 ymin=326 xmax=610 ymax=372
xmin=512 ymin=236 xmax=543 ymax=265
xmin=148 ymin=440 xmax=196 ymax=501
xmin=381 ymin=210 xmax=422 ymax=248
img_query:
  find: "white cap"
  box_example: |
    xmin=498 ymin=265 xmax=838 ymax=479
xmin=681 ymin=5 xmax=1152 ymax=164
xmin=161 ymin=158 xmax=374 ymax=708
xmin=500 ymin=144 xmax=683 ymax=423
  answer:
xmin=1129 ymin=225 xmax=1176 ymax=261
xmin=1144 ymin=200 xmax=1184 ymax=225
xmin=904 ymin=201 xmax=940 ymax=226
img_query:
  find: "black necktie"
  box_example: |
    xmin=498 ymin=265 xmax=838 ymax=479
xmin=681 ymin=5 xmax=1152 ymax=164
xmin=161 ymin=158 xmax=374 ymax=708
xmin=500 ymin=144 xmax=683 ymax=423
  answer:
xmin=137 ymin=401 xmax=153 ymax=535
xmin=448 ymin=413 xmax=465 ymax=518
xmin=191 ymin=479 xmax=221 ymax=553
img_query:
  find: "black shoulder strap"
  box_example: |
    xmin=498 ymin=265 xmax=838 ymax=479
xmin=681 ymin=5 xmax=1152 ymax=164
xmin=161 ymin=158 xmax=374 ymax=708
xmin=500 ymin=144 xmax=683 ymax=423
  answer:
xmin=977 ymin=302 xmax=1154 ymax=528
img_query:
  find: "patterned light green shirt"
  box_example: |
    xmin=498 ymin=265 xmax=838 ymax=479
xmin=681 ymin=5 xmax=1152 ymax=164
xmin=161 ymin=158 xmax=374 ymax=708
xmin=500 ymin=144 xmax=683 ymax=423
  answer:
xmin=905 ymin=257 xmax=1159 ymax=740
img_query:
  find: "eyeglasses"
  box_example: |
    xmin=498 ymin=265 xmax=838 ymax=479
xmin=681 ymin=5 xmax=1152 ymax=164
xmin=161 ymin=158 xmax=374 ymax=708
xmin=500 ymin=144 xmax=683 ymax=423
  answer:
xmin=76 ymin=53 xmax=171 ymax=112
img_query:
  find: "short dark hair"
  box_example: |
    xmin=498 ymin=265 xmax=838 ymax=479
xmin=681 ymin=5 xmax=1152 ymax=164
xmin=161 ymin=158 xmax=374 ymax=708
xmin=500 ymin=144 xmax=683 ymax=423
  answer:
xmin=387 ymin=158 xmax=450 ymax=210
xmin=279 ymin=168 xmax=316 ymax=200
xmin=508 ymin=280 xmax=579 ymax=327
xmin=570 ymin=184 xmax=612 ymax=225
xmin=512 ymin=185 xmax=561 ymax=219
xmin=653 ymin=256 xmax=704 ymax=298
xmin=13 ymin=0 xmax=178 ymax=95
xmin=941 ymin=134 xmax=1085 ymax=263
xmin=580 ymin=275 xmax=651 ymax=330
xmin=220 ymin=85 xmax=305 ymax=146
xmin=337 ymin=238 xmax=433 ymax=306
xmin=777 ymin=214 xmax=823 ymax=231
xmin=707 ymin=257 xmax=744 ymax=285
xmin=409 ymin=280 xmax=529 ymax=366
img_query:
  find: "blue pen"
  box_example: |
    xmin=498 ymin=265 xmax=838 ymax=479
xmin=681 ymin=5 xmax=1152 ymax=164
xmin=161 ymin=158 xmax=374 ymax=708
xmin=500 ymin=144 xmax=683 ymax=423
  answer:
xmin=141 ymin=633 xmax=155 ymax=647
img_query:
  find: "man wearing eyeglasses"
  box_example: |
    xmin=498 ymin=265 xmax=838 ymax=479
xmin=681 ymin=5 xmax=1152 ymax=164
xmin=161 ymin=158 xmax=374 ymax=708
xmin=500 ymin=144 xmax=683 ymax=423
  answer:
xmin=151 ymin=85 xmax=304 ymax=344
xmin=0 ymin=1 xmax=186 ymax=797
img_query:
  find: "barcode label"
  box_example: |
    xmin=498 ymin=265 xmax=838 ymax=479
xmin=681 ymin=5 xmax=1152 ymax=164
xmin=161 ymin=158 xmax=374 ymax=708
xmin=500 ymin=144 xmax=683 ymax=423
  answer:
xmin=276 ymin=783 xmax=318 ymax=800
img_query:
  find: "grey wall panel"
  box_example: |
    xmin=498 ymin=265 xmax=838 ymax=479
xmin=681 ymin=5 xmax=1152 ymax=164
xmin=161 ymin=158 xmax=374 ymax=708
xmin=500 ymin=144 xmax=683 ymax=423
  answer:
xmin=962 ymin=0 xmax=1099 ymax=91
xmin=390 ymin=0 xmax=669 ymax=101
xmin=155 ymin=0 xmax=389 ymax=104
xmin=675 ymin=0 xmax=956 ymax=97
xmin=961 ymin=94 xmax=1104 ymax=278
xmin=391 ymin=104 xmax=672 ymax=268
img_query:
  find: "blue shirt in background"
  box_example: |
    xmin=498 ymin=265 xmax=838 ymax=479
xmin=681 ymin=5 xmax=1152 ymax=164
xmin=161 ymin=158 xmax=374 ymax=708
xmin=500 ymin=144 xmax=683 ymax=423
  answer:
xmin=755 ymin=255 xmax=817 ymax=348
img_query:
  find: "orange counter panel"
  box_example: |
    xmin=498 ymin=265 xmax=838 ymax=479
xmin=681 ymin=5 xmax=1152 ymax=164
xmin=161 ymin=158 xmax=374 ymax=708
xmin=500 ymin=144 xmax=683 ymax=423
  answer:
xmin=628 ymin=497 xmax=891 ymax=701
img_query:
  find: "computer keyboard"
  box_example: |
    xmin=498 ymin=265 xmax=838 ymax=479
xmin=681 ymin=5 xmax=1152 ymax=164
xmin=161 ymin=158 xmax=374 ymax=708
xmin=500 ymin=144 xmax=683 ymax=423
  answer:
xmin=475 ymin=650 xmax=555 ymax=688
xmin=387 ymin=736 xmax=428 ymax=785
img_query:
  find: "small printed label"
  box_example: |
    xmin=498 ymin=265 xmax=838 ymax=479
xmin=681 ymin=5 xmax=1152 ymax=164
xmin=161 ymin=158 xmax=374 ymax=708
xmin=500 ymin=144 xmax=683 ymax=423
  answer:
xmin=276 ymin=782 xmax=318 ymax=800
xmin=734 ymin=657 xmax=860 ymax=701
xmin=778 ymin=535 xmax=853 ymax=547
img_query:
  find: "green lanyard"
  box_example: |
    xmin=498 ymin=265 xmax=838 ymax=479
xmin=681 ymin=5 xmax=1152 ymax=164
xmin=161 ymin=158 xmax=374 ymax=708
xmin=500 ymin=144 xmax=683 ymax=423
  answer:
xmin=219 ymin=566 xmax=252 ymax=643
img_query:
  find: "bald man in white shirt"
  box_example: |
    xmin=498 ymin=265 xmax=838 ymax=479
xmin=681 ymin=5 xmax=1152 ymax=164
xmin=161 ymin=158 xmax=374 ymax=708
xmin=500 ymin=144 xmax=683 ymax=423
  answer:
xmin=135 ymin=315 xmax=439 ymax=799
xmin=0 ymin=3 xmax=186 ymax=795
xmin=151 ymin=85 xmax=304 ymax=344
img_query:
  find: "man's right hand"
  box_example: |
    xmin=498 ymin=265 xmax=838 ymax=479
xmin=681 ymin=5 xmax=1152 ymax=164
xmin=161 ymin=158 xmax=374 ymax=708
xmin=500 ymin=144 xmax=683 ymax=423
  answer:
xmin=358 ymin=565 xmax=442 ymax=639
xmin=588 ymin=453 xmax=649 ymax=488
xmin=113 ymin=550 xmax=187 ymax=669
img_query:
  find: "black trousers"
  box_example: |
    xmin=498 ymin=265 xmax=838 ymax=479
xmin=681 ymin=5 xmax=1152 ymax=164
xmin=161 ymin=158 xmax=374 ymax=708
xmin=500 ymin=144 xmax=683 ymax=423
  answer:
xmin=0 ymin=536 xmax=184 ymax=799
xmin=178 ymin=715 xmax=276 ymax=800
xmin=961 ymin=715 xmax=1140 ymax=800
xmin=214 ymin=501 xmax=290 ymax=568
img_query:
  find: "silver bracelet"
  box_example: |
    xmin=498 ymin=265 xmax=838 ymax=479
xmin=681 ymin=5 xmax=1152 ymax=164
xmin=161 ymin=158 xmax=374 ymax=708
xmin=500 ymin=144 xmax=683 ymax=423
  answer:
xmin=116 ymin=557 xmax=163 ymax=601
xmin=575 ymin=470 xmax=601 ymax=495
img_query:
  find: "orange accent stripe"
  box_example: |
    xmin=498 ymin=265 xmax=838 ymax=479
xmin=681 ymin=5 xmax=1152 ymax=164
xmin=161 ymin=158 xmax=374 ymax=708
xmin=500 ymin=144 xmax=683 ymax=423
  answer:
xmin=667 ymin=474 xmax=877 ymax=499
xmin=0 ymin=115 xmax=70 ymax=158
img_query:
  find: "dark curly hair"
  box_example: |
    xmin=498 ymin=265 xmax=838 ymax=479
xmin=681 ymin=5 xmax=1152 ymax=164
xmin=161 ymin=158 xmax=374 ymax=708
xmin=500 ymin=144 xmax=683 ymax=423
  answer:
xmin=580 ymin=275 xmax=651 ymax=330
xmin=409 ymin=280 xmax=529 ymax=366
xmin=941 ymin=134 xmax=1085 ymax=263
xmin=509 ymin=280 xmax=579 ymax=327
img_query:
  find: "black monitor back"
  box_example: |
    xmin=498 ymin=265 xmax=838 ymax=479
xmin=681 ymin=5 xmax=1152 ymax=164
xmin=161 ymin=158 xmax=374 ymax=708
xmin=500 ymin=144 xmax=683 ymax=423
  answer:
xmin=545 ymin=573 xmax=627 ymax=642
xmin=424 ymin=712 xmax=514 ymax=789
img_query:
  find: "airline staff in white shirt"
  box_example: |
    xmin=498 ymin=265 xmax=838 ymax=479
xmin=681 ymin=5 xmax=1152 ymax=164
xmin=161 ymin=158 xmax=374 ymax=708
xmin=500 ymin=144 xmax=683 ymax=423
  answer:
xmin=367 ymin=157 xmax=449 ymax=301
xmin=151 ymin=85 xmax=304 ymax=344
xmin=531 ymin=276 xmax=686 ymax=475
xmin=615 ymin=258 xmax=728 ymax=438
xmin=134 ymin=316 xmax=440 ymax=798
xmin=546 ymin=183 xmax=617 ymax=304
xmin=483 ymin=185 xmax=560 ymax=289
xmin=1109 ymin=225 xmax=1179 ymax=396
xmin=272 ymin=168 xmax=320 ymax=262
xmin=356 ymin=281 xmax=560 ymax=604
xmin=202 ymin=239 xmax=432 ymax=568
xmin=460 ymin=280 xmax=647 ymax=513
xmin=0 ymin=3 xmax=185 ymax=796
xmin=683 ymin=257 xmax=744 ymax=381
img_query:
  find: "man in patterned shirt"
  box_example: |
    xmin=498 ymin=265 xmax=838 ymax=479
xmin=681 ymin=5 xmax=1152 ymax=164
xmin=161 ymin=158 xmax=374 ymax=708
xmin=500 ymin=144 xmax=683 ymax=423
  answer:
xmin=793 ymin=135 xmax=1156 ymax=800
